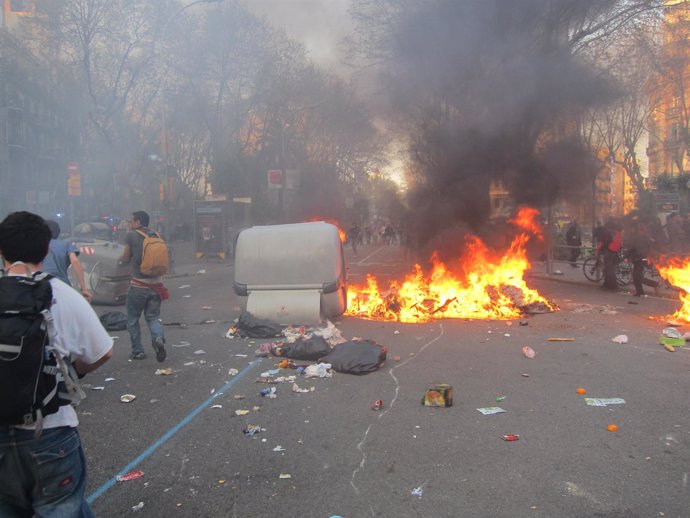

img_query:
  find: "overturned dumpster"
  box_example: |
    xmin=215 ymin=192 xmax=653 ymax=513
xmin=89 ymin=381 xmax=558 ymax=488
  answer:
xmin=233 ymin=222 xmax=348 ymax=324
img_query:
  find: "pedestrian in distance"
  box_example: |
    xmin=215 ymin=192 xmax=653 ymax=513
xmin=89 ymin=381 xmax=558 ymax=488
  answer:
xmin=348 ymin=223 xmax=361 ymax=257
xmin=118 ymin=211 xmax=168 ymax=362
xmin=0 ymin=211 xmax=112 ymax=517
xmin=666 ymin=212 xmax=686 ymax=252
xmin=565 ymin=219 xmax=582 ymax=268
xmin=42 ymin=219 xmax=93 ymax=303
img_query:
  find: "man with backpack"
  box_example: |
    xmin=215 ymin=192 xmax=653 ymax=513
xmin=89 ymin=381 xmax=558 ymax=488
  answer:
xmin=0 ymin=211 xmax=112 ymax=517
xmin=118 ymin=211 xmax=169 ymax=362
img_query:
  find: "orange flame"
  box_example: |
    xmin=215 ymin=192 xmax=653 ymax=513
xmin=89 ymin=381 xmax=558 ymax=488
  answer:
xmin=304 ymin=217 xmax=346 ymax=243
xmin=656 ymin=256 xmax=690 ymax=321
xmin=346 ymin=209 xmax=556 ymax=322
xmin=507 ymin=207 xmax=543 ymax=240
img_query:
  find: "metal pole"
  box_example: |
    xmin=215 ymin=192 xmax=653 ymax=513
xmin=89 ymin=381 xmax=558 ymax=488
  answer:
xmin=279 ymin=125 xmax=286 ymax=222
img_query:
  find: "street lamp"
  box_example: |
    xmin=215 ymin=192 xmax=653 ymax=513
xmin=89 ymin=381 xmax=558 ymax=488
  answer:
xmin=156 ymin=0 xmax=224 ymax=243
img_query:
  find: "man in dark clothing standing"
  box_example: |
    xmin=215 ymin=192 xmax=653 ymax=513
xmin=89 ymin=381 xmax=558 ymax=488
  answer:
xmin=118 ymin=211 xmax=167 ymax=362
xmin=565 ymin=219 xmax=582 ymax=267
xmin=625 ymin=220 xmax=659 ymax=297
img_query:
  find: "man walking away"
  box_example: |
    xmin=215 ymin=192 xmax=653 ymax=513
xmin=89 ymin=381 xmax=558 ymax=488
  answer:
xmin=118 ymin=211 xmax=168 ymax=362
xmin=42 ymin=219 xmax=93 ymax=302
xmin=602 ymin=220 xmax=622 ymax=291
xmin=0 ymin=211 xmax=112 ymax=517
xmin=565 ymin=219 xmax=582 ymax=268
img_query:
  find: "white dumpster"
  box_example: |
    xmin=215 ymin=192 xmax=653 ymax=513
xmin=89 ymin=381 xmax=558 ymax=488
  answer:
xmin=233 ymin=222 xmax=348 ymax=324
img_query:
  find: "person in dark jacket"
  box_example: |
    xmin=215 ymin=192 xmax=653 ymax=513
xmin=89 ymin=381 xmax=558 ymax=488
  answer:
xmin=625 ymin=220 xmax=659 ymax=297
xmin=602 ymin=220 xmax=622 ymax=291
xmin=565 ymin=219 xmax=582 ymax=267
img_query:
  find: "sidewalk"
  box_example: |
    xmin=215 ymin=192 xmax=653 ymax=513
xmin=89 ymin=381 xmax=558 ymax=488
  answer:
xmin=526 ymin=259 xmax=678 ymax=300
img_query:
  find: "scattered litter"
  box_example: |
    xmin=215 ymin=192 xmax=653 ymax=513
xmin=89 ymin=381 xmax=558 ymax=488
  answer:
xmin=182 ymin=295 xmax=191 ymax=298
xmin=91 ymin=386 xmax=105 ymax=391
xmin=211 ymin=405 xmax=223 ymax=409
xmin=607 ymin=424 xmax=619 ymax=432
xmin=394 ymin=330 xmax=400 ymax=334
xmin=576 ymin=387 xmax=587 ymax=395
xmin=172 ymin=341 xmax=191 ymax=348
xmin=197 ymin=269 xmax=206 ymax=274
xmin=584 ymin=398 xmax=626 ymax=407
xmin=411 ymin=486 xmax=424 ymax=497
xmin=260 ymin=387 xmax=277 ymax=398
xmin=178 ymin=284 xmax=191 ymax=289
xmin=477 ymin=407 xmax=505 ymax=415
xmin=292 ymin=383 xmax=310 ymax=394
xmin=228 ymin=368 xmax=239 ymax=376
xmin=304 ymin=363 xmax=333 ymax=378
xmin=234 ymin=409 xmax=249 ymax=416
xmin=194 ymin=350 xmax=206 ymax=355
xmin=547 ymin=337 xmax=574 ymax=342
xmin=254 ymin=342 xmax=278 ymax=357
xmin=243 ymin=425 xmax=264 ymax=436
xmin=659 ymin=337 xmax=684 ymax=350
xmin=501 ymin=434 xmax=520 ymax=441
xmin=234 ymin=395 xmax=245 ymax=400
xmin=321 ymin=339 xmax=387 ymax=374
xmin=279 ymin=473 xmax=292 ymax=479
xmin=131 ymin=502 xmax=144 ymax=512
xmin=261 ymin=369 xmax=280 ymax=378
xmin=611 ymin=335 xmax=628 ymax=344
xmin=312 ymin=320 xmax=347 ymax=345
xmin=393 ymin=355 xmax=401 ymax=362
xmin=519 ymin=320 xmax=528 ymax=326
xmin=104 ymin=378 xmax=115 ymax=382
xmin=198 ymin=319 xmax=216 ymax=324
xmin=183 ymin=362 xmax=195 ymax=366
xmin=235 ymin=354 xmax=248 ymax=357
xmin=117 ymin=470 xmax=144 ymax=482
xmin=572 ymin=304 xmax=619 ymax=315
xmin=522 ymin=346 xmax=536 ymax=359
xmin=120 ymin=394 xmax=136 ymax=403
xmin=236 ymin=312 xmax=283 ymax=338
xmin=371 ymin=399 xmax=383 ymax=411
xmin=273 ymin=445 xmax=285 ymax=452
xmin=202 ymin=305 xmax=213 ymax=310
xmin=422 ymin=384 xmax=453 ymax=407
xmin=155 ymin=368 xmax=175 ymax=376
xmin=521 ymin=373 xmax=530 ymax=377
xmin=504 ymin=333 xmax=511 ymax=337
xmin=495 ymin=395 xmax=506 ymax=402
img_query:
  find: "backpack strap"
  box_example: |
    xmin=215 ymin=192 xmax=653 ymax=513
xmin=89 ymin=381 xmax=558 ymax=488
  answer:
xmin=136 ymin=229 xmax=160 ymax=239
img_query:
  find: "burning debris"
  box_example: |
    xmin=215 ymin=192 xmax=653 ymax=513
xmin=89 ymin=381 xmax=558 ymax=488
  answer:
xmin=346 ymin=208 xmax=558 ymax=322
xmin=656 ymin=257 xmax=690 ymax=322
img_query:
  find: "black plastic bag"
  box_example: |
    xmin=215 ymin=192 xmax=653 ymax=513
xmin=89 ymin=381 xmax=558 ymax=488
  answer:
xmin=99 ymin=311 xmax=127 ymax=331
xmin=236 ymin=311 xmax=283 ymax=338
xmin=320 ymin=339 xmax=387 ymax=375
xmin=276 ymin=336 xmax=331 ymax=361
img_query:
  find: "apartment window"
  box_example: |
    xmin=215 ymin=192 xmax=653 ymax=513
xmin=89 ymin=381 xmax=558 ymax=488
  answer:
xmin=6 ymin=0 xmax=35 ymax=15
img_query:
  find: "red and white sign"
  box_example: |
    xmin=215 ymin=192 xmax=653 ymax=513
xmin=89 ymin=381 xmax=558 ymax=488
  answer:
xmin=267 ymin=169 xmax=282 ymax=190
xmin=80 ymin=245 xmax=94 ymax=256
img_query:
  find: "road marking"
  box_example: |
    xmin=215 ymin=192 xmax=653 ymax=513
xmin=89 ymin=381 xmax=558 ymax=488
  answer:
xmin=87 ymin=359 xmax=261 ymax=504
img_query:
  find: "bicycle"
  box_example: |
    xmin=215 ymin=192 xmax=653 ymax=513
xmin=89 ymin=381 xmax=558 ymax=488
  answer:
xmin=582 ymin=253 xmax=632 ymax=287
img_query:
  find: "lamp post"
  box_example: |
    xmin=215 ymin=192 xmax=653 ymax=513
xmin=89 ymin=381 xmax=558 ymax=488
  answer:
xmin=157 ymin=0 xmax=224 ymax=243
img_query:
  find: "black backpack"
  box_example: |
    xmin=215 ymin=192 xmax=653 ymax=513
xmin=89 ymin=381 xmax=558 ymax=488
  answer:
xmin=0 ymin=269 xmax=82 ymax=433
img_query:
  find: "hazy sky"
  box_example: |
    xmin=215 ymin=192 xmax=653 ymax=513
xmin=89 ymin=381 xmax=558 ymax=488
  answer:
xmin=246 ymin=0 xmax=353 ymax=70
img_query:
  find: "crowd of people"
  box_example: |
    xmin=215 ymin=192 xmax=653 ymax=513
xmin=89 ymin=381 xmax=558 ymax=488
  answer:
xmin=562 ymin=211 xmax=690 ymax=298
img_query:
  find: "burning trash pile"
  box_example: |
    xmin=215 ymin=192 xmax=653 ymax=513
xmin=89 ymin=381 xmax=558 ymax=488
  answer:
xmin=346 ymin=208 xmax=557 ymax=322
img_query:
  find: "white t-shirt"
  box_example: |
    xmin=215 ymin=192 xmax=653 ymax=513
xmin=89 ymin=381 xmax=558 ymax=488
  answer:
xmin=19 ymin=278 xmax=113 ymax=429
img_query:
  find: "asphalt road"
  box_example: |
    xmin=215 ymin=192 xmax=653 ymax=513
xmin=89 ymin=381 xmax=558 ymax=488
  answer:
xmin=80 ymin=243 xmax=690 ymax=518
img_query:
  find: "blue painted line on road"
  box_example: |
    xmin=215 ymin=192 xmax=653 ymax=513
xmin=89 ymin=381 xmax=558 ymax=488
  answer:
xmin=87 ymin=358 xmax=261 ymax=504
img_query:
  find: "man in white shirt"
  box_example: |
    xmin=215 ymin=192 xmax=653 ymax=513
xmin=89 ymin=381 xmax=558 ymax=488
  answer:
xmin=0 ymin=211 xmax=113 ymax=518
